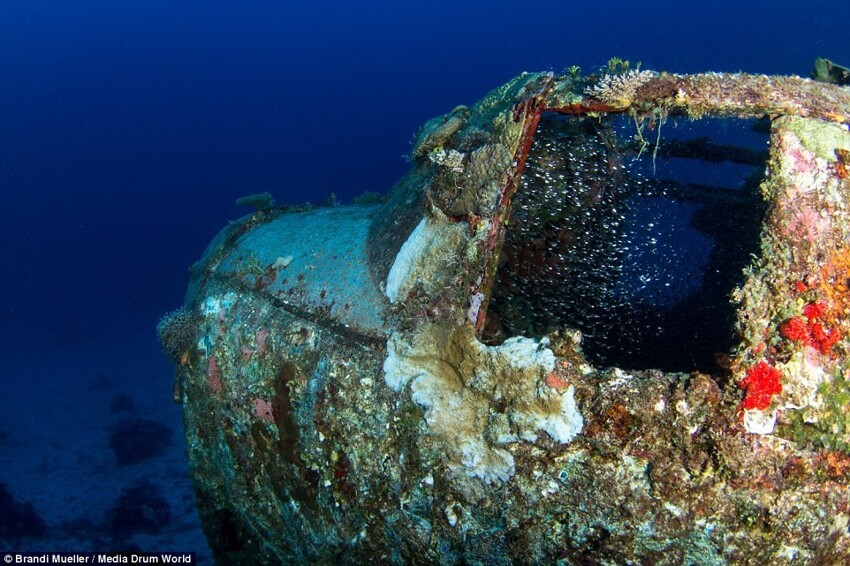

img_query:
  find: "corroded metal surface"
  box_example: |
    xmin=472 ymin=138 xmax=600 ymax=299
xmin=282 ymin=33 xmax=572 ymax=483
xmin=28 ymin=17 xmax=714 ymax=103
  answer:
xmin=163 ymin=66 xmax=850 ymax=564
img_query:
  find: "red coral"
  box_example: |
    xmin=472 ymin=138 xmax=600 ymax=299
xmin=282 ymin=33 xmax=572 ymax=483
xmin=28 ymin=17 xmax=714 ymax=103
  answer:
xmin=809 ymin=322 xmax=840 ymax=355
xmin=779 ymin=302 xmax=841 ymax=355
xmin=779 ymin=317 xmax=809 ymax=344
xmin=802 ymin=301 xmax=827 ymax=321
xmin=738 ymin=361 xmax=782 ymax=411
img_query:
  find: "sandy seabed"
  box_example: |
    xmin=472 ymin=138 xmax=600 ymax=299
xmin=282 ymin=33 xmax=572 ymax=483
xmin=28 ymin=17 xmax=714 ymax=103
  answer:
xmin=0 ymin=332 xmax=213 ymax=563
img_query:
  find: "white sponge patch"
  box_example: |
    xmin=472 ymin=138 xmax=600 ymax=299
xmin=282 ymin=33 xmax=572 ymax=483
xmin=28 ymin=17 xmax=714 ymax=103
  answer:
xmin=383 ymin=326 xmax=583 ymax=485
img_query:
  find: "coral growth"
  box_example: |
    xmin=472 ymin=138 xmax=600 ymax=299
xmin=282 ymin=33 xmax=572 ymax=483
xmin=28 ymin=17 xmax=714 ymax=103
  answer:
xmin=156 ymin=306 xmax=197 ymax=361
xmin=255 ymin=328 xmax=270 ymax=355
xmin=808 ymin=321 xmax=841 ymax=355
xmin=207 ymin=355 xmax=223 ymax=394
xmin=252 ymin=398 xmax=274 ymax=422
xmin=776 ymin=247 xmax=850 ymax=359
xmin=739 ymin=361 xmax=783 ymax=411
xmin=779 ymin=316 xmax=809 ymax=343
xmin=816 ymin=246 xmax=850 ymax=331
xmin=384 ymin=324 xmax=582 ymax=485
xmin=428 ymin=146 xmax=466 ymax=174
xmin=584 ymin=70 xmax=656 ymax=108
xmin=174 ymin=67 xmax=850 ymax=563
xmin=779 ymin=304 xmax=841 ymax=355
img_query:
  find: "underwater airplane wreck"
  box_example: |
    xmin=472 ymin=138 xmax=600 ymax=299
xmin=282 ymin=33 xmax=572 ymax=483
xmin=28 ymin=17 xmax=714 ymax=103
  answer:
xmin=159 ymin=62 xmax=850 ymax=563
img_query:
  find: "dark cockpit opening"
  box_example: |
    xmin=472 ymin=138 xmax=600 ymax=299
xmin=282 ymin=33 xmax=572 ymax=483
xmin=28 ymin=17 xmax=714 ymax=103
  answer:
xmin=484 ymin=113 xmax=769 ymax=373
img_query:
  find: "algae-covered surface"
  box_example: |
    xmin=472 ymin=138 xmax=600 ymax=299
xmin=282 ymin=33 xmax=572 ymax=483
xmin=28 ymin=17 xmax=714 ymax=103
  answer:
xmin=163 ymin=67 xmax=850 ymax=564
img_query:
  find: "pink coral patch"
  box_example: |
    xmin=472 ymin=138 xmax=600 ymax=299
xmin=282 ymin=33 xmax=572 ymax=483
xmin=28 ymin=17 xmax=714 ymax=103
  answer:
xmin=253 ymin=398 xmax=274 ymax=422
xmin=545 ymin=371 xmax=569 ymax=393
xmin=256 ymin=328 xmax=270 ymax=355
xmin=787 ymin=208 xmax=829 ymax=244
xmin=207 ymin=356 xmax=223 ymax=395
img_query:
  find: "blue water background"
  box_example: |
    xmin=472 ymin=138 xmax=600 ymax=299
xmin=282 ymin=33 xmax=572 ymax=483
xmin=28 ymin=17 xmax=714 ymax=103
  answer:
xmin=0 ymin=0 xmax=847 ymax=553
xmin=3 ymin=1 xmax=848 ymax=351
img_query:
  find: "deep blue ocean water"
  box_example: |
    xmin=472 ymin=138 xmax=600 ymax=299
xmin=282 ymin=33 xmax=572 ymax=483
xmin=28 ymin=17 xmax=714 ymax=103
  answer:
xmin=1 ymin=0 xmax=848 ymax=558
